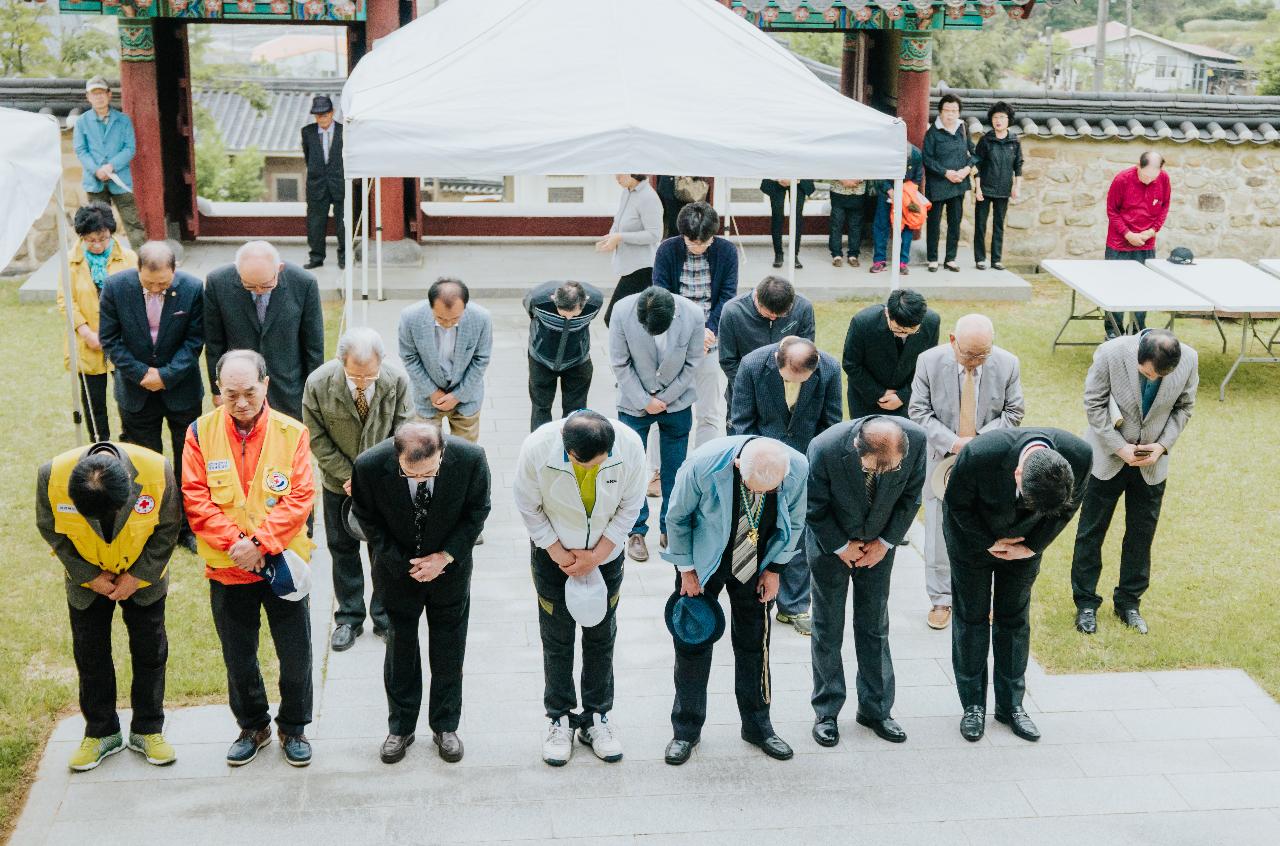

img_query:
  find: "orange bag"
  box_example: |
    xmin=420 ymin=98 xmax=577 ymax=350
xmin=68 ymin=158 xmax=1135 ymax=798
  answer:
xmin=889 ymin=180 xmax=931 ymax=231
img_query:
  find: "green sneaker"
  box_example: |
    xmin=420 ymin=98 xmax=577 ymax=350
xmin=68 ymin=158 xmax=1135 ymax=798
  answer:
xmin=128 ymin=732 xmax=176 ymax=766
xmin=776 ymin=611 xmax=812 ymax=637
xmin=68 ymin=733 xmax=124 ymax=772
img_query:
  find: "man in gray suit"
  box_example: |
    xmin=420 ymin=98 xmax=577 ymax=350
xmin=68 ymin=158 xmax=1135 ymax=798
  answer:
xmin=909 ymin=314 xmax=1024 ymax=630
xmin=303 ymin=327 xmax=414 ymax=652
xmin=398 ymin=278 xmax=492 ymax=443
xmin=204 ymin=240 xmax=325 ymax=422
xmin=609 ymin=286 xmax=704 ymax=562
xmin=730 ymin=336 xmax=842 ymax=635
xmin=1071 ymin=329 xmax=1197 ymax=635
xmin=808 ymin=416 xmax=926 ymax=747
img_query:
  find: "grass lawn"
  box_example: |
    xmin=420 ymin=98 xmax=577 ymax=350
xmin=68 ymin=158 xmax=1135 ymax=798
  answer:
xmin=813 ymin=277 xmax=1280 ymax=704
xmin=0 ymin=280 xmax=341 ymax=837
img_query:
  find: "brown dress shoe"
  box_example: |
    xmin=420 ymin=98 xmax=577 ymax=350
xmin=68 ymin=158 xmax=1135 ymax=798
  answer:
xmin=927 ymin=606 xmax=952 ymax=630
xmin=627 ymin=533 xmax=649 ymax=562
xmin=647 ymin=470 xmax=661 ymax=498
xmin=433 ymin=731 xmax=464 ymax=763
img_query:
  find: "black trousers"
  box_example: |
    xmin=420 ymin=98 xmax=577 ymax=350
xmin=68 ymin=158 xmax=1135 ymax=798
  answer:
xmin=603 ymin=266 xmax=653 ymax=327
xmin=209 ymin=580 xmax=313 ymax=736
xmin=528 ymin=356 xmax=594 ymax=432
xmin=671 ymin=559 xmax=774 ymax=742
xmin=810 ymin=549 xmax=897 ymax=721
xmin=120 ymin=393 xmax=200 ymax=532
xmin=79 ymin=372 xmax=111 ymax=442
xmin=767 ymin=188 xmax=807 ymax=257
xmin=69 ymin=594 xmax=167 ymax=737
xmin=828 ymin=191 xmax=868 ymax=258
xmin=306 ymin=183 xmax=346 ymax=265
xmin=1070 ymin=467 xmax=1166 ymax=612
xmin=661 ymin=198 xmax=690 ymax=240
xmin=926 ymin=194 xmax=965 ymax=263
xmin=323 ymin=487 xmax=387 ymax=630
xmin=531 ymin=546 xmax=624 ymax=721
xmin=950 ymin=554 xmax=1040 ymax=713
xmin=381 ymin=558 xmax=472 ymax=735
xmin=973 ymin=196 xmax=1009 ymax=264
xmin=1102 ymin=247 xmax=1153 ymax=336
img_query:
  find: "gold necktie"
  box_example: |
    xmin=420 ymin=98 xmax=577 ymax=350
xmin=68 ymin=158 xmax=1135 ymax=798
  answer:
xmin=958 ymin=368 xmax=977 ymax=438
xmin=355 ymin=385 xmax=370 ymax=423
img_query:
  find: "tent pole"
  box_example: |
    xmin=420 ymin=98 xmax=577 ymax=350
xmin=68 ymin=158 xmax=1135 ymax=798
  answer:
xmin=889 ymin=178 xmax=903 ymax=292
xmin=375 ymin=177 xmax=384 ymax=301
xmin=56 ymin=188 xmax=84 ymax=445
xmin=343 ymin=177 xmax=354 ymax=327
xmin=786 ymin=178 xmax=798 ymax=284
xmin=361 ymin=178 xmax=370 ymax=301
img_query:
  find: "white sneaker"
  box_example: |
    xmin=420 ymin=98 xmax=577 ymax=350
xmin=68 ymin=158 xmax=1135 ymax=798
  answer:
xmin=543 ymin=717 xmax=573 ymax=767
xmin=579 ymin=713 xmax=623 ymax=762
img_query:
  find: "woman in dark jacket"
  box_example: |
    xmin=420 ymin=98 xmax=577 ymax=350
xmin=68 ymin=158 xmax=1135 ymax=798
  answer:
xmin=973 ymin=101 xmax=1024 ymax=270
xmin=922 ymin=93 xmax=976 ymax=272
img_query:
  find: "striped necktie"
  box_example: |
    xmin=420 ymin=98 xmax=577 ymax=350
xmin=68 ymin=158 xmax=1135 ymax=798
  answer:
xmin=865 ymin=469 xmax=878 ymax=503
xmin=731 ymin=488 xmax=763 ymax=583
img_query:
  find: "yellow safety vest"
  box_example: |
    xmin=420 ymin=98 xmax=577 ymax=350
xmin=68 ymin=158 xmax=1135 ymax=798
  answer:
xmin=48 ymin=442 xmax=167 ymax=586
xmin=194 ymin=406 xmax=315 ymax=568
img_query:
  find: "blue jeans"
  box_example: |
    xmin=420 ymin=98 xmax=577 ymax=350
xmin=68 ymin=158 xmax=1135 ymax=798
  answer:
xmin=618 ymin=407 xmax=692 ymax=536
xmin=1103 ymin=247 xmax=1153 ymax=336
xmin=776 ymin=555 xmax=811 ymax=616
xmin=872 ymin=191 xmax=912 ymax=265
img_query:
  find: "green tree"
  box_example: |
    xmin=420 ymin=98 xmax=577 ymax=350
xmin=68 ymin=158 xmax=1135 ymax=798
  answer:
xmin=1259 ymin=37 xmax=1280 ymax=95
xmin=55 ymin=25 xmax=117 ymax=79
xmin=781 ymin=31 xmax=843 ymax=67
xmin=0 ymin=0 xmax=54 ymax=76
xmin=194 ymin=105 xmax=267 ymax=202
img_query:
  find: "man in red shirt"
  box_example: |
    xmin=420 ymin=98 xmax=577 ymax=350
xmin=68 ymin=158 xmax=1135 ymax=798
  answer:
xmin=182 ymin=349 xmax=316 ymax=767
xmin=1104 ymin=152 xmax=1171 ymax=338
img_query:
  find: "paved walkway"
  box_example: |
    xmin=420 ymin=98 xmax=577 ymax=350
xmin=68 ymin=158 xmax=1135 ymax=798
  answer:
xmin=13 ymin=300 xmax=1279 ymax=846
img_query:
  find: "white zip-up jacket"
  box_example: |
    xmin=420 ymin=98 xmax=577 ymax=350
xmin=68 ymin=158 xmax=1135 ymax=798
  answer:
xmin=514 ymin=418 xmax=647 ymax=551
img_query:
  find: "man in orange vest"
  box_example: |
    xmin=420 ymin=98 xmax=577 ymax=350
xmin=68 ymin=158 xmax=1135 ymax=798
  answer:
xmin=37 ymin=441 xmax=180 ymax=772
xmin=182 ymin=349 xmax=316 ymax=767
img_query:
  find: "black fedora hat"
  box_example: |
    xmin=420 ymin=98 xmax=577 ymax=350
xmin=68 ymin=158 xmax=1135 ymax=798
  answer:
xmin=310 ymin=94 xmax=335 ymax=115
xmin=665 ymin=590 xmax=725 ymax=649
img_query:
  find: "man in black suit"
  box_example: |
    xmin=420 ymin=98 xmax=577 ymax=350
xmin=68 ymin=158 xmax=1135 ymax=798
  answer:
xmin=842 ymin=288 xmax=940 ymax=419
xmin=301 ymin=94 xmax=345 ymax=270
xmin=807 ymin=416 xmax=926 ymax=748
xmin=351 ymin=421 xmax=490 ymax=766
xmin=730 ymin=336 xmax=842 ymax=635
xmin=204 ymin=240 xmax=325 ymax=422
xmin=943 ymin=427 xmax=1091 ymax=743
xmin=98 ymin=241 xmax=204 ymax=550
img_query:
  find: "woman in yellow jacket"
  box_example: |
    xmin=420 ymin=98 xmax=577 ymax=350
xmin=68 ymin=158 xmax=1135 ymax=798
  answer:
xmin=58 ymin=202 xmax=138 ymax=441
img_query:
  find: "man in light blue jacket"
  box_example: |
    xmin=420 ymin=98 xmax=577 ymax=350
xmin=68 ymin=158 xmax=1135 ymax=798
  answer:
xmin=660 ymin=435 xmax=808 ymax=765
xmin=73 ymin=77 xmax=144 ymax=248
xmin=398 ymin=278 xmax=492 ymax=443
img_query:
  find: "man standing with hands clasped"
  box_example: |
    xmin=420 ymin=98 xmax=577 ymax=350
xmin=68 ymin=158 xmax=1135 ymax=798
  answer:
xmin=842 ymin=288 xmax=940 ymax=420
xmin=1103 ymin=152 xmax=1171 ymax=337
xmin=1071 ymin=329 xmax=1197 ymax=636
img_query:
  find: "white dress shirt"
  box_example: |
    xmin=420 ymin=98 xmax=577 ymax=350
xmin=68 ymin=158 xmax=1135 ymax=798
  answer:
xmin=346 ymin=377 xmax=376 ymax=404
xmin=435 ymin=322 xmax=458 ymax=383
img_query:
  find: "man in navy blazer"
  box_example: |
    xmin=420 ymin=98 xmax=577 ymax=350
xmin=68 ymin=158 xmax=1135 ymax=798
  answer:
xmin=99 ymin=241 xmax=205 ymax=549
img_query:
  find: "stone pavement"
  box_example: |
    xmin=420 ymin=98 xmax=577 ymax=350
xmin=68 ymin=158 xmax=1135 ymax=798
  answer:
xmin=12 ymin=300 xmax=1279 ymax=846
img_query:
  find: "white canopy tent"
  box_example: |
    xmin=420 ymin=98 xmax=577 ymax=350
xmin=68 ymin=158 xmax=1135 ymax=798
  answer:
xmin=1 ymin=107 xmax=85 ymax=442
xmin=339 ymin=0 xmax=909 ymax=318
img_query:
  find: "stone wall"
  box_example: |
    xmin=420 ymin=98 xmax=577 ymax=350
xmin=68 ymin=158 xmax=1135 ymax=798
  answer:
xmin=983 ymin=138 xmax=1280 ymax=266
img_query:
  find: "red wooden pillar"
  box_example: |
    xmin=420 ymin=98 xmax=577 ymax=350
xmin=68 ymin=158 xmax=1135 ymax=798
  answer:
xmin=363 ymin=0 xmax=409 ymax=241
xmin=895 ymin=32 xmax=932 ymax=149
xmin=117 ymin=19 xmax=167 ymax=241
xmin=840 ymin=32 xmax=869 ymax=102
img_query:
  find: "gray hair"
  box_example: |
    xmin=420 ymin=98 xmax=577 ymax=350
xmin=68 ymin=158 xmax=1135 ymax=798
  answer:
xmin=336 ymin=327 xmax=386 ymax=365
xmin=216 ymin=349 xmax=268 ymax=383
xmin=953 ymin=313 xmax=994 ymax=343
xmin=234 ymin=240 xmax=281 ymax=269
xmin=738 ymin=438 xmax=790 ymax=489
xmin=137 ymin=241 xmax=176 ymax=271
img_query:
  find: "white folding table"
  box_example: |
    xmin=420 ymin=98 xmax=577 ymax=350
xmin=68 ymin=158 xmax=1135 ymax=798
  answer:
xmin=1041 ymin=259 xmax=1213 ymax=352
xmin=1146 ymin=258 xmax=1280 ymax=400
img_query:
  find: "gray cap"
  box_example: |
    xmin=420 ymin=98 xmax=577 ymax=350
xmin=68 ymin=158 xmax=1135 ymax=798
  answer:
xmin=85 ymin=77 xmax=110 ymax=93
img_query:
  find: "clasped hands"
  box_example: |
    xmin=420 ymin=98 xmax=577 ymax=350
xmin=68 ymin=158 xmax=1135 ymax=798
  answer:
xmin=1117 ymin=442 xmax=1164 ymax=467
xmin=409 ymin=552 xmax=450 ymax=582
xmin=877 ymin=389 xmax=903 ymax=411
xmin=86 ymin=571 xmax=142 ymax=602
xmin=228 ymin=537 xmax=265 ymax=572
xmin=430 ymin=388 xmax=460 ymax=413
xmin=837 ymin=538 xmax=888 ymax=569
xmin=989 ymin=537 xmax=1035 ymax=561
xmin=547 ymin=538 xmax=615 ymax=579
xmin=594 ymin=233 xmax=623 ymax=253
xmin=1124 ymin=228 xmax=1155 ymax=247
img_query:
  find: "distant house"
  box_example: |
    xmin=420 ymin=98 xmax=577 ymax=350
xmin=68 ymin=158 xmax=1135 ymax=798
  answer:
xmin=1059 ymin=22 xmax=1249 ymax=95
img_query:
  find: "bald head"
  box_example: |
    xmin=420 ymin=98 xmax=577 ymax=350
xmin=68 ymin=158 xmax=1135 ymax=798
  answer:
xmin=235 ymin=240 xmax=283 ymax=295
xmin=736 ymin=438 xmax=790 ymax=493
xmin=856 ymin=418 xmax=908 ymax=473
xmin=951 ymin=313 xmax=994 ymax=370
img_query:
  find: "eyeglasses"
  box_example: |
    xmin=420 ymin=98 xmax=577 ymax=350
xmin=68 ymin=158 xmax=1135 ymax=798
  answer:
xmin=344 ymin=369 xmax=380 ymax=384
xmin=398 ymin=463 xmax=442 ymax=481
xmin=81 ymin=233 xmax=112 ymax=247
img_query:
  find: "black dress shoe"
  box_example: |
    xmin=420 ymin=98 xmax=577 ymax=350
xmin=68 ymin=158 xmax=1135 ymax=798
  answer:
xmin=995 ymin=707 xmax=1041 ymax=742
xmin=772 ymin=255 xmax=784 ymax=269
xmin=330 ymin=623 xmax=362 ymax=652
xmin=433 ymin=731 xmax=463 ymax=763
xmin=338 ymin=258 xmax=346 ymax=270
xmin=664 ymin=738 xmax=697 ymax=765
xmin=303 ymin=260 xmax=324 ymax=270
xmin=794 ymin=256 xmax=804 ymax=269
xmin=960 ymin=705 xmax=985 ymax=742
xmin=1116 ymin=606 xmax=1149 ymax=634
xmin=812 ymin=717 xmax=839 ymax=748
xmin=856 ymin=711 xmax=907 ymax=743
xmin=380 ymin=733 xmax=415 ymax=764
xmin=1075 ymin=607 xmax=1098 ymax=635
xmin=741 ymin=730 xmax=793 ymax=761
xmin=372 ymin=626 xmax=389 ymax=642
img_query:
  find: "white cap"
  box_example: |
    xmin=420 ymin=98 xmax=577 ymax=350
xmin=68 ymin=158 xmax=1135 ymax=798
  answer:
xmin=85 ymin=77 xmax=110 ymax=93
xmin=564 ymin=568 xmax=607 ymax=627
